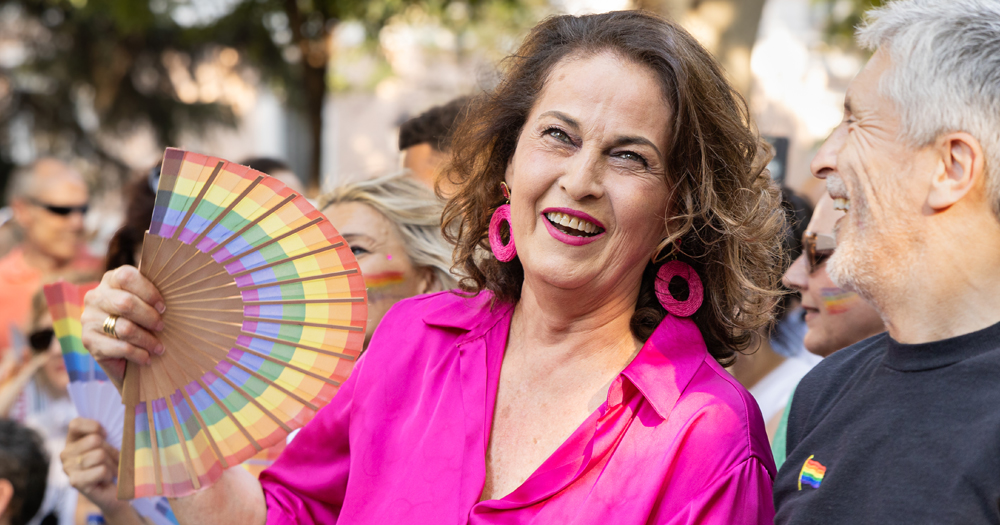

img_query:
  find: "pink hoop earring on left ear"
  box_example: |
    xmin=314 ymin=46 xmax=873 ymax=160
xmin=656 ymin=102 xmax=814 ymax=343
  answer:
xmin=489 ymin=182 xmax=517 ymax=262
xmin=655 ymin=260 xmax=703 ymax=317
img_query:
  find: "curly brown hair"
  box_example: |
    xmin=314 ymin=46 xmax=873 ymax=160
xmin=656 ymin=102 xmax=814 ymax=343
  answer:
xmin=441 ymin=10 xmax=785 ymax=364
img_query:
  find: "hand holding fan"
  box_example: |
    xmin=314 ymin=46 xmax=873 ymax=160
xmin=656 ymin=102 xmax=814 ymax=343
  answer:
xmin=43 ymin=281 xmax=179 ymax=525
xmin=119 ymin=148 xmax=367 ymax=499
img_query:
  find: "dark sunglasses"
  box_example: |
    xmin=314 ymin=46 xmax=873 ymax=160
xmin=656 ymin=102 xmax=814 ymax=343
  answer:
xmin=803 ymin=231 xmax=837 ymax=273
xmin=30 ymin=199 xmax=88 ymax=217
xmin=29 ymin=328 xmax=55 ymax=352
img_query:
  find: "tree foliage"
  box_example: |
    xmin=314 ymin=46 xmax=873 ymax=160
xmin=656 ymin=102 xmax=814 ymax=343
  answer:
xmin=0 ymin=0 xmax=531 ymax=198
xmin=0 ymin=0 xmax=234 ymax=193
xmin=815 ymin=0 xmax=884 ymax=51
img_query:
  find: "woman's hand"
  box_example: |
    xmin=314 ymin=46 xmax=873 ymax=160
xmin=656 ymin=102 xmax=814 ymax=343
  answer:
xmin=81 ymin=266 xmax=166 ymax=389
xmin=61 ymin=418 xmax=131 ymax=516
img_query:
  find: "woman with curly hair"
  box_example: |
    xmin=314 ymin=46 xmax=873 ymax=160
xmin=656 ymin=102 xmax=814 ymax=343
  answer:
xmin=78 ymin=10 xmax=785 ymax=524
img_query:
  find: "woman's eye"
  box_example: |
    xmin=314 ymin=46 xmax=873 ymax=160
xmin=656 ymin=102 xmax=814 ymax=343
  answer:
xmin=351 ymin=246 xmax=370 ymax=257
xmin=615 ymin=151 xmax=648 ymax=166
xmin=545 ymin=128 xmax=572 ymax=144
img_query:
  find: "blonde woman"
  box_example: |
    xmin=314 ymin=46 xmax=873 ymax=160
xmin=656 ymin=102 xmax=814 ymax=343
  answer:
xmin=319 ymin=173 xmax=458 ymax=349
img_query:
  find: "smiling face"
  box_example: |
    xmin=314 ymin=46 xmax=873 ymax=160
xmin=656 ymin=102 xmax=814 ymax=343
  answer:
xmin=321 ymin=201 xmax=434 ymax=349
xmin=811 ymin=49 xmax=929 ymax=308
xmin=782 ymin=194 xmax=885 ymax=357
xmin=505 ymin=52 xmax=672 ymax=302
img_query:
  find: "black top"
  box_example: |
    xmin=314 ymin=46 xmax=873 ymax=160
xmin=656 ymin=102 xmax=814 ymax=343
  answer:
xmin=774 ymin=319 xmax=1000 ymax=524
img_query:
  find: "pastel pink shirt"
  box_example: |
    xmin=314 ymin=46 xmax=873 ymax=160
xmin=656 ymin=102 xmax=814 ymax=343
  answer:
xmin=260 ymin=291 xmax=775 ymax=524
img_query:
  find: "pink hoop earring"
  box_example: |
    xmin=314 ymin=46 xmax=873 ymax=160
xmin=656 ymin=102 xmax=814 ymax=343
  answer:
xmin=489 ymin=182 xmax=517 ymax=262
xmin=655 ymin=260 xmax=703 ymax=317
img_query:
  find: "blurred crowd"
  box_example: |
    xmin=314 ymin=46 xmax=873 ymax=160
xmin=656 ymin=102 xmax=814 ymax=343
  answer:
xmin=1 ymin=0 xmax=998 ymax=523
xmin=0 ymin=73 xmax=870 ymax=525
xmin=0 ymin=97 xmax=468 ymax=525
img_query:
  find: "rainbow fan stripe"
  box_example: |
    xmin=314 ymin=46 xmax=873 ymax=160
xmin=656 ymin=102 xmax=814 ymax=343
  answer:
xmin=43 ymin=281 xmax=102 ymax=382
xmin=798 ymin=455 xmax=827 ymax=490
xmin=241 ymin=439 xmax=287 ymax=479
xmin=121 ymin=148 xmax=367 ymax=500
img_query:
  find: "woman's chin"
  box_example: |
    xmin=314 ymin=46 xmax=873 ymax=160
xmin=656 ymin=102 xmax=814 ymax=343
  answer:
xmin=527 ymin=265 xmax=606 ymax=292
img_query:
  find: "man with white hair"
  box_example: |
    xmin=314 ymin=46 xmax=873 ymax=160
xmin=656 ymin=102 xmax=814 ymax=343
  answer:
xmin=0 ymin=159 xmax=101 ymax=353
xmin=774 ymin=0 xmax=1000 ymax=522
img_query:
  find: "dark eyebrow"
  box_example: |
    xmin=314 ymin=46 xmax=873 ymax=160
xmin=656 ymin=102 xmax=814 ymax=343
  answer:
xmin=539 ymin=110 xmax=662 ymax=159
xmin=539 ymin=110 xmax=580 ymax=130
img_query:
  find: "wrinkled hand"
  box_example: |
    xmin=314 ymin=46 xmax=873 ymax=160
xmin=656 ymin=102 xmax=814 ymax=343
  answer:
xmin=81 ymin=266 xmax=166 ymax=389
xmin=61 ymin=418 xmax=130 ymax=515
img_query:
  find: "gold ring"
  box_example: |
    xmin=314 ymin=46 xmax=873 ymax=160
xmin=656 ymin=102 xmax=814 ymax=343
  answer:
xmin=77 ymin=456 xmax=83 ymax=468
xmin=103 ymin=315 xmax=120 ymax=340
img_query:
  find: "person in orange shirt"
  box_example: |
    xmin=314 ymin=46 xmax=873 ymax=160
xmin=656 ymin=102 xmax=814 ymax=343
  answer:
xmin=0 ymin=158 xmax=102 ymax=355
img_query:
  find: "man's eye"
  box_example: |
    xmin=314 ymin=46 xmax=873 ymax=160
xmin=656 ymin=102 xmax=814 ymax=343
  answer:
xmin=351 ymin=246 xmax=370 ymax=257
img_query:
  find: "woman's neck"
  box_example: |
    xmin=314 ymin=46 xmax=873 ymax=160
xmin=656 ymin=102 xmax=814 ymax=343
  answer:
xmin=509 ymin=278 xmax=642 ymax=370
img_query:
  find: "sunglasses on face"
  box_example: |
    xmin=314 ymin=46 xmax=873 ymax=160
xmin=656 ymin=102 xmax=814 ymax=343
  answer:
xmin=803 ymin=231 xmax=837 ymax=274
xmin=28 ymin=328 xmax=55 ymax=352
xmin=30 ymin=199 xmax=89 ymax=217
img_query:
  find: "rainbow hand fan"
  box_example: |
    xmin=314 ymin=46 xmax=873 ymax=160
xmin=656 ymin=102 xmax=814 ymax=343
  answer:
xmin=44 ymin=282 xmax=119 ymax=440
xmin=118 ymin=148 xmax=367 ymax=499
xmin=43 ymin=281 xmax=179 ymax=525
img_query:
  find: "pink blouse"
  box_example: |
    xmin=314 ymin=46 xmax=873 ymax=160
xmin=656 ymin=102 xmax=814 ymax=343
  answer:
xmin=260 ymin=291 xmax=775 ymax=524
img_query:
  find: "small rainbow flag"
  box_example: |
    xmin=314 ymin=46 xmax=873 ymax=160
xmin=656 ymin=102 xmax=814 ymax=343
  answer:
xmin=798 ymin=455 xmax=827 ymax=489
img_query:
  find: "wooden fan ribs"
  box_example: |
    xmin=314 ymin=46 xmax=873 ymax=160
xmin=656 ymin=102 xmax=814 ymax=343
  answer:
xmin=126 ymin=148 xmax=366 ymax=499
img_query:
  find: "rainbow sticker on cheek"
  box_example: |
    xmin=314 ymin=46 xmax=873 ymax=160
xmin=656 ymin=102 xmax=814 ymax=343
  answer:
xmin=365 ymin=271 xmax=406 ymax=289
xmin=820 ymin=287 xmax=859 ymax=314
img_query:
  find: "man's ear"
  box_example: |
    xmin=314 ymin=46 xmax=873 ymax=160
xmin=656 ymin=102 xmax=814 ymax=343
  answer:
xmin=415 ymin=267 xmax=440 ymax=295
xmin=0 ymin=478 xmax=14 ymax=525
xmin=927 ymin=132 xmax=985 ymax=211
xmin=10 ymin=198 xmax=31 ymax=229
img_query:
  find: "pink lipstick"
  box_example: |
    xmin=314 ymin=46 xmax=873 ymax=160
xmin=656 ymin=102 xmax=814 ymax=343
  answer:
xmin=541 ymin=207 xmax=606 ymax=246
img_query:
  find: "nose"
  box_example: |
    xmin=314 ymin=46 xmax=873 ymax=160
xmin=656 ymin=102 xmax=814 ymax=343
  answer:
xmin=559 ymin=149 xmax=604 ymax=201
xmin=810 ymin=123 xmax=848 ymax=180
xmin=782 ymin=253 xmax=809 ymax=291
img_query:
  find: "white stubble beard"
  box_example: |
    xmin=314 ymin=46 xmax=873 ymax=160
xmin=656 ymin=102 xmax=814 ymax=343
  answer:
xmin=825 ymin=179 xmax=918 ymax=318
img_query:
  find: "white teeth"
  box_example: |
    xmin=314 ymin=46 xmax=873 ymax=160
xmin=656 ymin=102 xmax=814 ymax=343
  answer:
xmin=545 ymin=212 xmax=599 ymax=234
xmin=833 ymin=197 xmax=850 ymax=212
